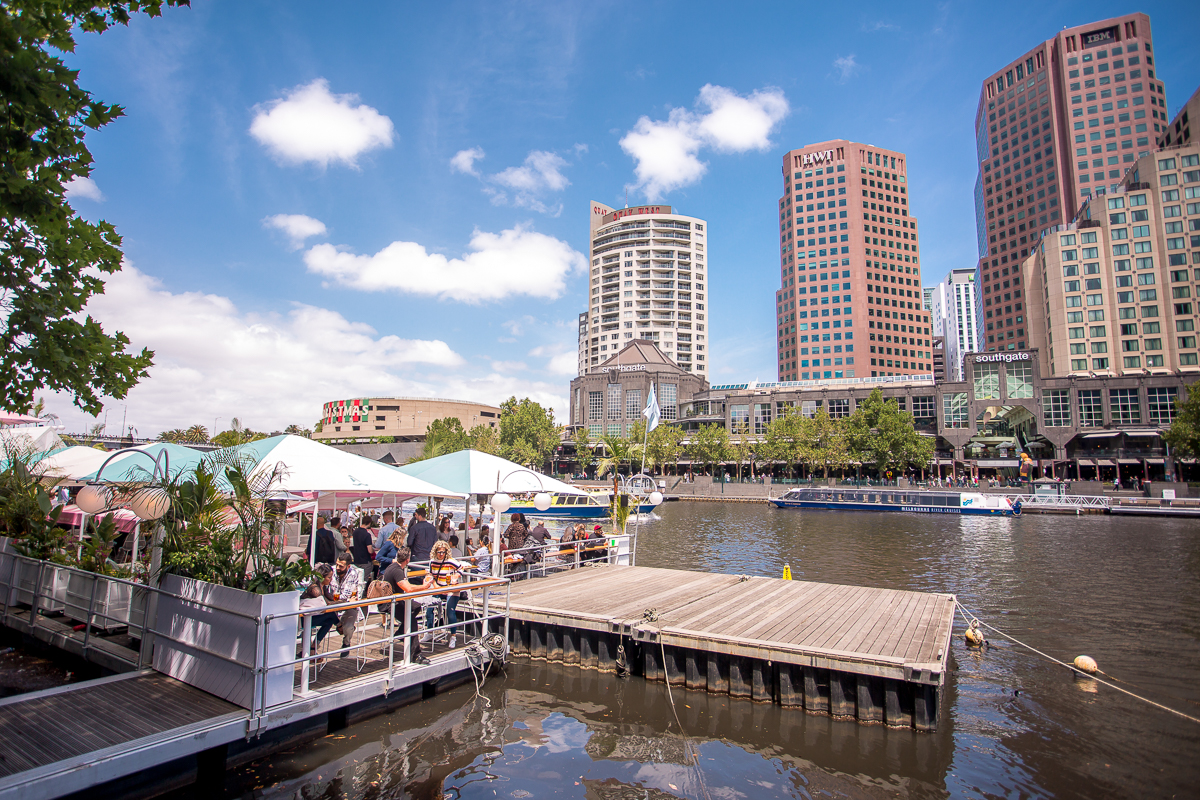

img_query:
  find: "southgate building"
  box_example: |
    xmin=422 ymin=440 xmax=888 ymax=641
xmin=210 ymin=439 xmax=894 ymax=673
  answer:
xmin=972 ymin=12 xmax=1169 ymax=352
xmin=578 ymin=203 xmax=709 ymax=379
xmin=775 ymin=140 xmax=933 ymax=383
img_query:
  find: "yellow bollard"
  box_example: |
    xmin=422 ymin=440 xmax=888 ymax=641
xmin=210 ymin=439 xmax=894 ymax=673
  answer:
xmin=782 ymin=564 xmax=793 ymax=580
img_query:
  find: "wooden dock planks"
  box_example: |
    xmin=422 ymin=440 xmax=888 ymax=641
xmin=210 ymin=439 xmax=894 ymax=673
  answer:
xmin=0 ymin=672 xmax=239 ymax=778
xmin=496 ymin=565 xmax=954 ymax=684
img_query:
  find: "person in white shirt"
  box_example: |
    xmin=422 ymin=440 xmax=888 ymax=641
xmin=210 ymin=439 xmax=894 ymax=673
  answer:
xmin=375 ymin=511 xmax=400 ymax=552
xmin=329 ymin=554 xmax=363 ymax=657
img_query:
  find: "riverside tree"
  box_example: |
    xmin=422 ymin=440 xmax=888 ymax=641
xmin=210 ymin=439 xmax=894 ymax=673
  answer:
xmin=844 ymin=389 xmax=935 ymax=474
xmin=1 ymin=1 xmax=188 ymax=415
xmin=1163 ymin=384 xmax=1200 ymax=458
xmin=687 ymin=423 xmax=731 ymax=477
xmin=499 ymin=397 xmax=559 ymax=469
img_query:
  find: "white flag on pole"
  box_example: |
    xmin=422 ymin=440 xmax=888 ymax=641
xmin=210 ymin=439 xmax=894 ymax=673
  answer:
xmin=643 ymin=383 xmax=660 ymax=432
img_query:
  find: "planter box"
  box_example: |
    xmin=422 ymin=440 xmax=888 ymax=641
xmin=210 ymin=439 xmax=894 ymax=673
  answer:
xmin=152 ymin=574 xmax=300 ymax=710
xmin=12 ymin=561 xmax=69 ymax=614
xmin=128 ymin=585 xmax=151 ymax=641
xmin=64 ymin=572 xmax=132 ymax=631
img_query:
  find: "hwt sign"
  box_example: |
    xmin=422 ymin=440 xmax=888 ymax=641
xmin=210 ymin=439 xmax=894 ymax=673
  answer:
xmin=797 ymin=150 xmax=834 ymax=167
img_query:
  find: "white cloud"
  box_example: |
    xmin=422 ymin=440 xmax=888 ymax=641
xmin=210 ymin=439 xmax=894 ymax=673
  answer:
xmin=450 ymin=147 xmax=485 ymax=176
xmin=491 ymin=151 xmax=570 ymax=193
xmin=620 ymin=84 xmax=789 ymax=200
xmin=65 ymin=176 xmax=104 ymax=202
xmin=490 ymin=360 xmax=528 ymax=373
xmin=528 ymin=342 xmax=579 ymax=376
xmin=249 ymin=79 xmax=394 ymax=168
xmin=263 ymin=214 xmax=328 ymax=250
xmin=832 ymin=55 xmax=860 ymax=83
xmin=42 ymin=264 xmax=477 ymax=436
xmin=303 ymin=224 xmax=585 ymax=304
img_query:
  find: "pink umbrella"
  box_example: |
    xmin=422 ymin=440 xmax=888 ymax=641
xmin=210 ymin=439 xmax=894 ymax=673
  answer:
xmin=0 ymin=412 xmax=43 ymax=425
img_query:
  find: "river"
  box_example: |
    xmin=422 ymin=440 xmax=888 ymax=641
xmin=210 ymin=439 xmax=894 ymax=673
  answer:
xmin=199 ymin=503 xmax=1200 ymax=799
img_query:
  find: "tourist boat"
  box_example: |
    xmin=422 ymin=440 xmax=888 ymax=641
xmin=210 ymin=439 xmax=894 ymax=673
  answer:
xmin=769 ymin=487 xmax=1020 ymax=516
xmin=507 ymin=492 xmax=661 ymax=519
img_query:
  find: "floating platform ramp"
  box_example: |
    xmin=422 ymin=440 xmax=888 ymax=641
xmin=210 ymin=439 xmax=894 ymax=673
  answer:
xmin=497 ymin=565 xmax=955 ymax=730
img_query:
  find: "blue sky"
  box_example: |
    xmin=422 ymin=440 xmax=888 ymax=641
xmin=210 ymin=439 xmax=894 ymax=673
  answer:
xmin=46 ymin=0 xmax=1200 ymax=436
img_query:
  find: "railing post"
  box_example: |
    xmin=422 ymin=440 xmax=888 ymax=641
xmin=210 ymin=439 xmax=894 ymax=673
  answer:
xmin=83 ymin=572 xmax=100 ymax=655
xmin=387 ymin=598 xmax=396 ymax=682
xmin=403 ymin=598 xmax=412 ymax=664
xmin=1 ymin=553 xmax=18 ymax=622
xmin=480 ymin=579 xmax=490 ymax=638
xmin=299 ymin=614 xmax=312 ymax=695
xmin=29 ymin=560 xmax=44 ymax=625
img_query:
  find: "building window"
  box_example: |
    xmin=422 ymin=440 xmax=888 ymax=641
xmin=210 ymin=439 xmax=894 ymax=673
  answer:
xmin=1148 ymin=387 xmax=1177 ymax=424
xmin=1079 ymin=389 xmax=1103 ymax=427
xmin=607 ymin=384 xmax=622 ymax=420
xmin=1005 ymin=362 xmax=1033 ymax=398
xmin=607 ymin=423 xmax=621 ymax=437
xmin=827 ymin=398 xmax=851 ymax=418
xmin=1043 ymin=389 xmax=1071 ymax=426
xmin=754 ymin=403 xmax=773 ymax=434
xmin=574 ymin=388 xmax=581 ymax=424
xmin=1109 ymin=388 xmax=1141 ymax=424
xmin=974 ymin=362 xmax=1001 ymax=399
xmin=588 ymin=424 xmax=602 ymax=438
xmin=943 ymin=393 xmax=969 ymax=428
xmin=660 ymin=384 xmax=678 ymax=420
xmin=912 ymin=396 xmax=936 ymax=419
xmin=588 ymin=391 xmax=602 ymax=421
xmin=625 ymin=389 xmax=642 ymax=420
xmin=730 ymin=404 xmax=750 ymax=435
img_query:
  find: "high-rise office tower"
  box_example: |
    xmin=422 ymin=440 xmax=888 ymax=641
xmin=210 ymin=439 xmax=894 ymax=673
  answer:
xmin=930 ymin=268 xmax=980 ymax=382
xmin=775 ymin=140 xmax=933 ymax=382
xmin=579 ymin=203 xmax=709 ymax=378
xmin=972 ymin=13 xmax=1167 ymax=353
xmin=1022 ymin=143 xmax=1200 ymax=378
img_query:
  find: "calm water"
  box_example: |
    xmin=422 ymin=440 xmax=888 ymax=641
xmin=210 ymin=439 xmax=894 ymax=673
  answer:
xmin=210 ymin=504 xmax=1200 ymax=799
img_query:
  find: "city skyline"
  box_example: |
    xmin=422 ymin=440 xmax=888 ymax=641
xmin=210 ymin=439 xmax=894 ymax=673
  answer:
xmin=37 ymin=2 xmax=1200 ymax=436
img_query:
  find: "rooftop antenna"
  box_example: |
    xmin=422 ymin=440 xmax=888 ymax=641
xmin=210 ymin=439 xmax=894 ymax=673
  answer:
xmin=625 ymin=188 xmax=628 ymax=209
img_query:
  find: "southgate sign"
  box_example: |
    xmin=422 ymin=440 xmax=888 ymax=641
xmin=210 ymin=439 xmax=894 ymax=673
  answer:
xmin=972 ymin=352 xmax=1031 ymax=363
xmin=598 ymin=205 xmax=672 ymax=224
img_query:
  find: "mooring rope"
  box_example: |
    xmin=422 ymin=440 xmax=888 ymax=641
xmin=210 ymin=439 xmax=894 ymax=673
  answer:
xmin=955 ymin=601 xmax=1200 ymax=725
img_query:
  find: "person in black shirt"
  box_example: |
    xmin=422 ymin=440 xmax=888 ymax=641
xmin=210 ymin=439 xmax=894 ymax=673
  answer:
xmin=350 ymin=519 xmax=374 ymax=572
xmin=382 ymin=545 xmax=432 ymax=664
xmin=313 ymin=516 xmax=337 ymax=565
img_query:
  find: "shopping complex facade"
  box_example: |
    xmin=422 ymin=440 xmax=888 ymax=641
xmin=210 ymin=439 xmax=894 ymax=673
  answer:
xmin=315 ymin=397 xmax=501 ymax=443
xmin=567 ymin=341 xmax=1195 ymax=483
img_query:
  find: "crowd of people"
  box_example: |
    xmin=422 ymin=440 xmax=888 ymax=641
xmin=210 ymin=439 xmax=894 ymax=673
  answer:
xmin=299 ymin=505 xmax=613 ymax=665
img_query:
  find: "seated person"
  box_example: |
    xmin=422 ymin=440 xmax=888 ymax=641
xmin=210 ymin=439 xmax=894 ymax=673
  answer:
xmin=375 ymin=529 xmax=403 ymax=572
xmin=423 ymin=539 xmax=466 ymax=647
xmin=382 ymin=545 xmax=433 ymax=665
xmin=472 ymin=530 xmax=493 ymax=575
xmin=329 ymin=554 xmax=362 ymax=657
xmin=300 ymin=564 xmax=339 ymax=655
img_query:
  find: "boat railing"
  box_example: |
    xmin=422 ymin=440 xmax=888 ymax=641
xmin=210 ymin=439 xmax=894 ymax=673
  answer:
xmin=997 ymin=493 xmax=1111 ymax=509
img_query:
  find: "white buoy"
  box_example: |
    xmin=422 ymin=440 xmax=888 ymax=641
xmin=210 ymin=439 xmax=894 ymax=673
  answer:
xmin=965 ymin=626 xmax=984 ymax=647
xmin=1074 ymin=655 xmax=1099 ymax=674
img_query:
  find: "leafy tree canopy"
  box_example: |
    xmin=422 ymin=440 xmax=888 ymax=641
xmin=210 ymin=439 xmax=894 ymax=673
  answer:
xmin=1164 ymin=384 xmax=1200 ymax=459
xmin=1 ymin=1 xmax=187 ymax=414
xmin=499 ymin=397 xmax=558 ymax=468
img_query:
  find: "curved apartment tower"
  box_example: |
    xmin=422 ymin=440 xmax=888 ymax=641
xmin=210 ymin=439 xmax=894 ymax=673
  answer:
xmin=577 ymin=202 xmax=709 ymax=379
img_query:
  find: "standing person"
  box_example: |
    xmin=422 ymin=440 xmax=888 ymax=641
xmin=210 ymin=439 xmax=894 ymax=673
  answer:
xmin=313 ymin=516 xmax=338 ymax=565
xmin=503 ymin=512 xmax=530 ymax=553
xmin=375 ymin=511 xmax=399 ymax=553
xmin=351 ymin=519 xmax=375 ymax=575
xmin=329 ymin=554 xmax=362 ymax=658
xmin=382 ymin=545 xmax=432 ymax=665
xmin=406 ymin=506 xmax=439 ymax=564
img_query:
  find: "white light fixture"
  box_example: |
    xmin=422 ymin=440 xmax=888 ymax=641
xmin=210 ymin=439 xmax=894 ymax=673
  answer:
xmin=491 ymin=492 xmax=511 ymax=513
xmin=649 ymin=491 xmax=664 ymax=506
xmin=533 ymin=492 xmax=552 ymax=511
xmin=75 ymin=484 xmax=112 ymax=514
xmin=127 ymin=488 xmax=171 ymax=520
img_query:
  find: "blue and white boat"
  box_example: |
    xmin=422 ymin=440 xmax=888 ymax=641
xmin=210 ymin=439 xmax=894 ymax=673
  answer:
xmin=770 ymin=487 xmax=1019 ymax=516
xmin=508 ymin=492 xmax=661 ymax=519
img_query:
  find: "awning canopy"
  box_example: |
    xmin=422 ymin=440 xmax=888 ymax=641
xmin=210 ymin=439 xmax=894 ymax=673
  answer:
xmin=56 ymin=505 xmax=140 ymax=533
xmin=1081 ymin=431 xmax=1122 ymax=439
xmin=76 ymin=443 xmax=209 ymax=484
xmin=1095 ymin=459 xmax=1116 ymax=466
xmin=223 ymin=435 xmax=465 ymax=499
xmin=36 ymin=446 xmax=119 ymax=481
xmin=395 ymin=449 xmax=587 ymax=497
xmin=1118 ymin=429 xmax=1161 ymax=437
xmin=0 ymin=413 xmax=43 ymax=425
xmin=1144 ymin=458 xmax=1166 ymax=464
xmin=1116 ymin=459 xmax=1142 ymax=465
